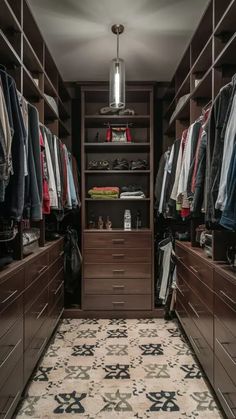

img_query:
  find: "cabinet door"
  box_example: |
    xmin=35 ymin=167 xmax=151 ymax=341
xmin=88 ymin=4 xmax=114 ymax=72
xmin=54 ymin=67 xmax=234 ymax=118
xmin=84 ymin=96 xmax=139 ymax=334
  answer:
xmin=214 ymin=357 xmax=236 ymax=419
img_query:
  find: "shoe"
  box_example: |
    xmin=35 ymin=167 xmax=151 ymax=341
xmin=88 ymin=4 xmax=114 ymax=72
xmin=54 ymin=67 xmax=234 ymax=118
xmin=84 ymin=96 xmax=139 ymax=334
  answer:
xmin=119 ymin=108 xmax=135 ymax=115
xmin=100 ymin=107 xmax=118 ymax=115
xmin=112 ymin=158 xmax=129 ymax=170
xmin=130 ymin=159 xmax=148 ymax=170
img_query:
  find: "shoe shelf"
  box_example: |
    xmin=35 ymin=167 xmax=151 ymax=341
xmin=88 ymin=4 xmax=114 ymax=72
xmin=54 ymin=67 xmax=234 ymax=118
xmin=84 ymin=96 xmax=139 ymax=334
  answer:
xmin=84 ymin=170 xmax=151 ymax=174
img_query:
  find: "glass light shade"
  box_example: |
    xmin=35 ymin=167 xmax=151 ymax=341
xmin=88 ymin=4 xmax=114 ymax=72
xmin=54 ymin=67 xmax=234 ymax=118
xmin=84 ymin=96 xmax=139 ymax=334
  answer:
xmin=109 ymin=58 xmax=125 ymax=109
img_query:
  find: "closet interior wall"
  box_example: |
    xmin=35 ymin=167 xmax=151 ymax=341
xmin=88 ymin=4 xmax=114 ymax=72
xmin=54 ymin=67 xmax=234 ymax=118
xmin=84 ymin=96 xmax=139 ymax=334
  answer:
xmin=0 ymin=1 xmax=72 ymax=417
xmin=162 ymin=1 xmax=236 ymax=418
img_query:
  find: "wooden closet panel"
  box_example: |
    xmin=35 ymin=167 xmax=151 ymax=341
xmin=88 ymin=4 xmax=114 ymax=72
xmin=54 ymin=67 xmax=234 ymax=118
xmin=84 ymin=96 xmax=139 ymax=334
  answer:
xmin=214 ymin=357 xmax=236 ymax=419
xmin=84 ymin=232 xmax=152 ymax=249
xmin=215 ymin=316 xmax=236 ymax=386
xmin=84 ymin=294 xmax=152 ymax=310
xmin=24 ymin=287 xmax=49 ymax=351
xmin=25 ymin=252 xmax=49 ymax=288
xmin=84 ymin=277 xmax=151 ymax=295
xmin=215 ymin=269 xmax=236 ymax=312
xmin=84 ymin=263 xmax=151 ymax=279
xmin=84 ymin=248 xmax=151 ymax=264
xmin=0 ymin=268 xmax=24 ymax=313
xmin=0 ymin=358 xmax=23 ymax=419
xmin=0 ymin=296 xmax=23 ymax=341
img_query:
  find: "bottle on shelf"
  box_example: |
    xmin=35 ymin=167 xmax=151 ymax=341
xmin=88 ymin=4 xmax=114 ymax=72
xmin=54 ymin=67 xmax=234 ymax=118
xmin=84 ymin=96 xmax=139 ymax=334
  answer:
xmin=135 ymin=210 xmax=142 ymax=230
xmin=98 ymin=216 xmax=104 ymax=230
xmin=124 ymin=209 xmax=131 ymax=231
xmin=105 ymin=216 xmax=112 ymax=230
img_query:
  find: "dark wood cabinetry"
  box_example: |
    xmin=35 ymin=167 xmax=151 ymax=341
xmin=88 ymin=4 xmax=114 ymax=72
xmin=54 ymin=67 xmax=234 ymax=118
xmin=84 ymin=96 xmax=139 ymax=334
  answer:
xmin=176 ymin=241 xmax=236 ymax=418
xmin=79 ymin=85 xmax=156 ymax=317
xmin=0 ymin=239 xmax=64 ymax=419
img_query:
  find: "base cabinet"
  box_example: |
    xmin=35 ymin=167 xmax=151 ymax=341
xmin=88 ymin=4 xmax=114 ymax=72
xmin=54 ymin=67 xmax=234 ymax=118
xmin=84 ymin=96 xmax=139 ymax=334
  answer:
xmin=0 ymin=239 xmax=64 ymax=419
xmin=176 ymin=242 xmax=236 ymax=419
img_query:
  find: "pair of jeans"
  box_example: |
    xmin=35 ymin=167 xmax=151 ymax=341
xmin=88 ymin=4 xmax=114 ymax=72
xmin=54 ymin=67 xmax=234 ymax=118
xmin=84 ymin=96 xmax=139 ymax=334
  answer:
xmin=220 ymin=142 xmax=236 ymax=231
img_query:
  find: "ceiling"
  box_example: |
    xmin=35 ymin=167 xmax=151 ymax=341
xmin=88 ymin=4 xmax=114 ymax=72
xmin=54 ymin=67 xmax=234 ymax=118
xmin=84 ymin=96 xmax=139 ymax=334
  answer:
xmin=29 ymin=0 xmax=209 ymax=83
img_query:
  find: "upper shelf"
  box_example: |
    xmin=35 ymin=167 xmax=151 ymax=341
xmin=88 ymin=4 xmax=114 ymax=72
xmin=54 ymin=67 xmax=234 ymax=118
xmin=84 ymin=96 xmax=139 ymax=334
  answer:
xmin=214 ymin=0 xmax=236 ymax=37
xmin=84 ymin=115 xmax=150 ymax=128
xmin=84 ymin=142 xmax=151 ymax=152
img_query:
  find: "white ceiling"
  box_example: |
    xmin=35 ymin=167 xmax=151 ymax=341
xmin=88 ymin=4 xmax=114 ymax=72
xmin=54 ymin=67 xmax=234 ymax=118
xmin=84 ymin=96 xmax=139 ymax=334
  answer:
xmin=29 ymin=0 xmax=209 ymax=82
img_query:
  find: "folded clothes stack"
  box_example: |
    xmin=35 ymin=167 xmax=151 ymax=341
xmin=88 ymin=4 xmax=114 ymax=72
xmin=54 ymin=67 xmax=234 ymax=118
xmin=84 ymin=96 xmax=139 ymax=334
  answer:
xmin=88 ymin=187 xmax=120 ymax=199
xmin=120 ymin=185 xmax=146 ymax=199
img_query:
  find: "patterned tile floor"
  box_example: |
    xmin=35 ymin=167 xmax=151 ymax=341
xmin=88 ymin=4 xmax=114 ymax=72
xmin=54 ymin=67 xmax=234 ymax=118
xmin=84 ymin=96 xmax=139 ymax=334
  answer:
xmin=15 ymin=318 xmax=223 ymax=419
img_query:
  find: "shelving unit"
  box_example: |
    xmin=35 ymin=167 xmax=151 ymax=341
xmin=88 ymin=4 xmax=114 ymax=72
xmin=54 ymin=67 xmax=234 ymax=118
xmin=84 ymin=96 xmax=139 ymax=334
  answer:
xmin=0 ymin=0 xmax=71 ymax=149
xmin=162 ymin=0 xmax=236 ymax=146
xmin=79 ymin=84 xmax=158 ymax=317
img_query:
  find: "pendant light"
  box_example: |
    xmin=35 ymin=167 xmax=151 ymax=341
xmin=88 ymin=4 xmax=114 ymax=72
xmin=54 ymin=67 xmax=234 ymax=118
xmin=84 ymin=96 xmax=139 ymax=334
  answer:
xmin=109 ymin=24 xmax=125 ymax=109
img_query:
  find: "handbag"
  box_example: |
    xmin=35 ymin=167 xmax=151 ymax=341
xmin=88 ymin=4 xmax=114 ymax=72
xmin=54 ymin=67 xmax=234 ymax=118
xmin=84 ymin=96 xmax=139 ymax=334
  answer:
xmin=106 ymin=127 xmax=132 ymax=143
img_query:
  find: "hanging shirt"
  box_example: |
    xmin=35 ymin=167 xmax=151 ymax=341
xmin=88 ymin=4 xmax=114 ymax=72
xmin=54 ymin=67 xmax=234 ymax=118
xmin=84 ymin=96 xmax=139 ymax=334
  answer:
xmin=43 ymin=129 xmax=58 ymax=209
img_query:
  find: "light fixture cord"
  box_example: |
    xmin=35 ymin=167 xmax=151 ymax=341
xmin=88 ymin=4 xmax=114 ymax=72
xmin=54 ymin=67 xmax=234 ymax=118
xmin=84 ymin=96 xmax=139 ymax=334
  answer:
xmin=116 ymin=27 xmax=119 ymax=61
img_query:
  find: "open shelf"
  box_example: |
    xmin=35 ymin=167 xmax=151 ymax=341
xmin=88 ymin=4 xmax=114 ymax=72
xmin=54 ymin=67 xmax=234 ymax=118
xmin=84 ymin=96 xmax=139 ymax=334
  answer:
xmin=23 ymin=34 xmax=44 ymax=74
xmin=59 ymin=119 xmax=71 ymax=137
xmin=23 ymin=66 xmax=43 ymax=100
xmin=191 ymin=67 xmax=212 ymax=100
xmin=84 ymin=142 xmax=150 ymax=152
xmin=44 ymin=72 xmax=58 ymax=98
xmin=0 ymin=29 xmax=21 ymax=66
xmin=58 ymin=97 xmax=70 ymax=120
xmin=214 ymin=32 xmax=236 ymax=67
xmin=44 ymin=96 xmax=58 ymax=121
xmin=84 ymin=115 xmax=150 ymax=128
xmin=0 ymin=0 xmax=22 ymax=34
xmin=85 ymin=198 xmax=151 ymax=202
xmin=214 ymin=0 xmax=236 ymax=37
xmin=84 ymin=228 xmax=152 ymax=232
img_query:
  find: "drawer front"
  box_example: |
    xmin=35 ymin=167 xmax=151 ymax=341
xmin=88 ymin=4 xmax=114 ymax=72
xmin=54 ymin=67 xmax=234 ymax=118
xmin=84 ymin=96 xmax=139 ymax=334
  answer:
xmin=24 ymin=288 xmax=49 ymax=350
xmin=84 ymin=277 xmax=151 ymax=295
xmin=49 ymin=239 xmax=64 ymax=264
xmin=25 ymin=251 xmax=49 ymax=288
xmin=84 ymin=263 xmax=151 ymax=279
xmin=84 ymin=294 xmax=152 ymax=310
xmin=24 ymin=320 xmax=48 ymax=385
xmin=48 ymin=292 xmax=64 ymax=336
xmin=0 ymin=296 xmax=23 ymax=340
xmin=187 ymin=285 xmax=213 ymax=349
xmin=176 ymin=290 xmax=192 ymax=336
xmin=49 ymin=267 xmax=64 ymax=310
xmin=0 ymin=358 xmax=23 ymax=419
xmin=24 ymin=270 xmax=48 ymax=313
xmin=0 ymin=267 xmax=24 ymax=313
xmin=215 ymin=294 xmax=236 ymax=339
xmin=177 ymin=273 xmax=191 ymax=301
xmin=214 ymin=357 xmax=236 ymax=419
xmin=84 ymin=232 xmax=152 ymax=249
xmin=0 ymin=319 xmax=23 ymax=389
xmin=84 ymin=248 xmax=151 ymax=264
xmin=48 ymin=255 xmax=64 ymax=281
xmin=215 ymin=270 xmax=236 ymax=312
xmin=215 ymin=316 xmax=236 ymax=386
xmin=176 ymin=244 xmax=213 ymax=289
xmin=177 ymin=260 xmax=213 ymax=312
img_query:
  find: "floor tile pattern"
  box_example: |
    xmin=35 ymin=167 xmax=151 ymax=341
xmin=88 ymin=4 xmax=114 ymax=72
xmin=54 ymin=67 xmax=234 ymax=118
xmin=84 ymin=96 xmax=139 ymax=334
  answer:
xmin=15 ymin=318 xmax=223 ymax=418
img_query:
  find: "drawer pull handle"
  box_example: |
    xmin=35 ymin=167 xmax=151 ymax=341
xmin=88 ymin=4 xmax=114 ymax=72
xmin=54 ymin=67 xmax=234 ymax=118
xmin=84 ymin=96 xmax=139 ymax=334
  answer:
xmin=112 ymin=254 xmax=125 ymax=259
xmin=1 ymin=289 xmax=18 ymax=305
xmin=112 ymin=239 xmax=125 ymax=244
xmin=35 ymin=303 xmax=48 ymax=319
xmin=188 ymin=302 xmax=199 ymax=318
xmin=0 ymin=339 xmax=22 ymax=369
xmin=176 ymin=256 xmax=183 ymax=262
xmin=35 ymin=337 xmax=47 ymax=355
xmin=113 ymin=285 xmax=125 ymax=290
xmin=216 ymin=338 xmax=236 ymax=365
xmin=4 ymin=390 xmax=21 ymax=419
xmin=113 ymin=301 xmax=125 ymax=306
xmin=189 ymin=335 xmax=200 ymax=354
xmin=54 ymin=282 xmax=64 ymax=295
xmin=113 ymin=270 xmax=125 ymax=274
xmin=220 ymin=290 xmax=236 ymax=306
xmin=189 ymin=265 xmax=198 ymax=274
xmin=217 ymin=388 xmax=235 ymax=417
xmin=38 ymin=265 xmax=47 ymax=275
xmin=59 ymin=251 xmax=64 ymax=257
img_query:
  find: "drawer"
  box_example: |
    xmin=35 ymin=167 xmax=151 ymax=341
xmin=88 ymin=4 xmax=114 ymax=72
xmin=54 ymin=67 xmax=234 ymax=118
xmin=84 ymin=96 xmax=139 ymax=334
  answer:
xmin=214 ymin=357 xmax=236 ymax=419
xmin=215 ymin=294 xmax=236 ymax=345
xmin=176 ymin=289 xmax=192 ymax=336
xmin=0 ymin=358 xmax=23 ymax=419
xmin=176 ymin=244 xmax=213 ymax=289
xmin=48 ymin=292 xmax=64 ymax=336
xmin=48 ymin=267 xmax=64 ymax=310
xmin=0 ymin=319 xmax=23 ymax=389
xmin=187 ymin=285 xmax=213 ymax=349
xmin=24 ymin=320 xmax=48 ymax=385
xmin=177 ymin=272 xmax=191 ymax=300
xmin=0 ymin=296 xmax=23 ymax=340
xmin=177 ymin=260 xmax=213 ymax=312
xmin=49 ymin=239 xmax=64 ymax=264
xmin=84 ymin=263 xmax=151 ymax=279
xmin=0 ymin=267 xmax=24 ymax=313
xmin=24 ymin=287 xmax=49 ymax=350
xmin=24 ymin=270 xmax=48 ymax=313
xmin=84 ymin=248 xmax=151 ymax=264
xmin=84 ymin=277 xmax=151 ymax=295
xmin=83 ymin=294 xmax=152 ymax=310
xmin=48 ymin=255 xmax=64 ymax=281
xmin=84 ymin=232 xmax=152 ymax=249
xmin=215 ymin=270 xmax=236 ymax=312
xmin=25 ymin=251 xmax=49 ymax=288
xmin=215 ymin=316 xmax=236 ymax=386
